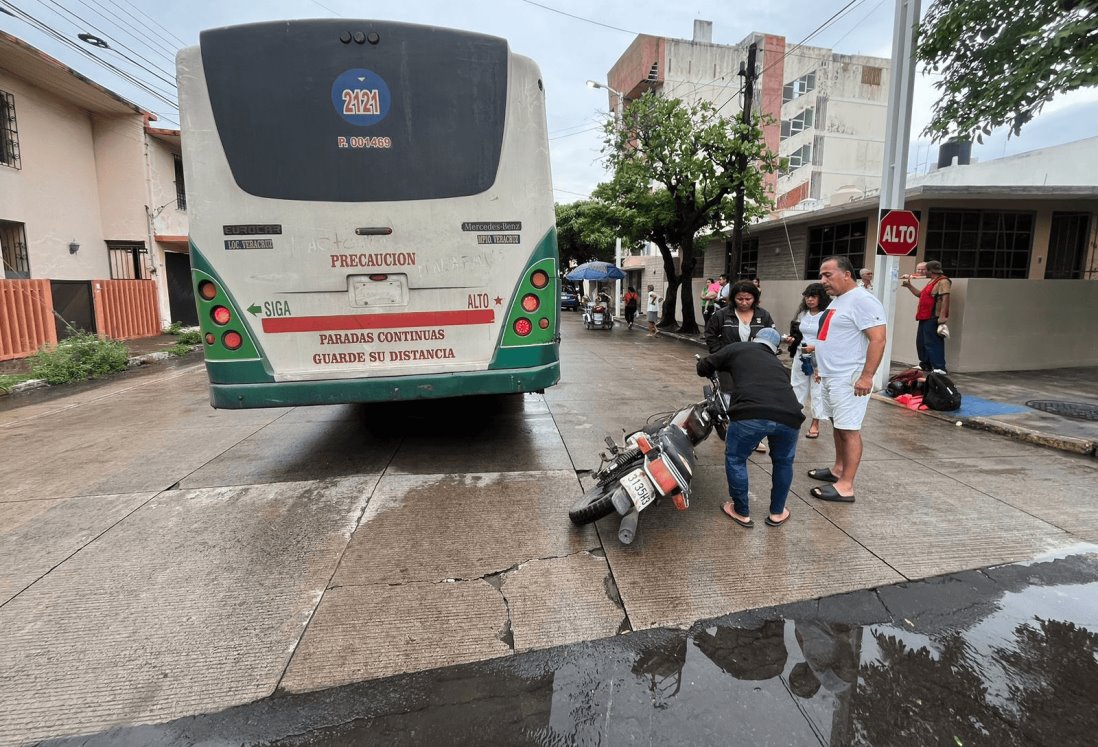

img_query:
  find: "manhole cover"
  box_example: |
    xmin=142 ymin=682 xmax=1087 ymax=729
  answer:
xmin=1025 ymin=400 xmax=1098 ymax=421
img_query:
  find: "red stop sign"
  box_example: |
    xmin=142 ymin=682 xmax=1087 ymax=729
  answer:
xmin=877 ymin=209 xmax=920 ymax=256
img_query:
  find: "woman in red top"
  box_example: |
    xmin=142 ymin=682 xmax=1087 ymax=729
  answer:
xmin=622 ymin=286 xmax=639 ymax=329
xmin=901 ymin=259 xmax=951 ymax=372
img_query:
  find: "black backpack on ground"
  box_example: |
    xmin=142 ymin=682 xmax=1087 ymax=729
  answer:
xmin=923 ymin=371 xmax=962 ymax=411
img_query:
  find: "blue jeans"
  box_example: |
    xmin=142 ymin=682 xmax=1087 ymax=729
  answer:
xmin=725 ymin=418 xmax=799 ymax=517
xmin=916 ymin=318 xmax=946 ymax=371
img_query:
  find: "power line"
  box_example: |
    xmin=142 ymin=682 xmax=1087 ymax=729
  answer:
xmin=549 ymin=117 xmax=602 ymax=136
xmin=515 ymin=0 xmax=639 ymax=36
xmin=713 ymin=0 xmax=868 ymax=116
xmin=36 ymin=0 xmax=179 ymax=89
xmin=1 ymin=0 xmax=178 ymax=109
xmin=74 ymin=0 xmax=180 ymax=68
xmin=549 ymin=126 xmax=602 ymax=141
xmin=112 ymin=0 xmax=187 ymax=48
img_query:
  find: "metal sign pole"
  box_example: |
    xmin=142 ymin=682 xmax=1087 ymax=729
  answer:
xmin=873 ymin=0 xmax=921 ymax=390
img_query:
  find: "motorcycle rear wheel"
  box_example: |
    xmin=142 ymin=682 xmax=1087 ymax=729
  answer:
xmin=568 ymin=484 xmax=618 ymax=525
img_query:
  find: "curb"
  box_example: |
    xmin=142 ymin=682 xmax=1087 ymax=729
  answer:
xmin=872 ymin=393 xmax=1096 ymax=458
xmin=0 ymin=346 xmax=201 ymax=398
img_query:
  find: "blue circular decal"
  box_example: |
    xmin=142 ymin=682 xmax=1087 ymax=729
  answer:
xmin=332 ymin=68 xmax=391 ymax=126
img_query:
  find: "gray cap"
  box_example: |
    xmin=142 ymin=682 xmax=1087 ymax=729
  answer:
xmin=753 ymin=327 xmax=782 ymax=352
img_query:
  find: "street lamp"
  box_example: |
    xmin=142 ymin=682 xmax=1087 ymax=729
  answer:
xmin=586 ymin=80 xmax=625 ymax=318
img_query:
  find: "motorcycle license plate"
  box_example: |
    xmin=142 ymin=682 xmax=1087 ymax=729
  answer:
xmin=622 ymin=469 xmax=656 ymax=511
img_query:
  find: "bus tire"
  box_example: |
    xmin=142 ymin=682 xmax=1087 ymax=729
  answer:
xmin=569 ymin=484 xmax=617 ymax=525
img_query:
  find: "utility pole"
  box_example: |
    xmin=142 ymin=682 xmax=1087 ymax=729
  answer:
xmin=872 ymin=0 xmax=921 ymax=390
xmin=727 ymin=42 xmax=758 ymax=280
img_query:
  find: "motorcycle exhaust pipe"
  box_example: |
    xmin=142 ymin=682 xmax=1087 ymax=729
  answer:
xmin=618 ymin=508 xmax=639 ymax=545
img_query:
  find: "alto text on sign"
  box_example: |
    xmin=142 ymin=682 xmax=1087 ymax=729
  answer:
xmin=876 ymin=209 xmax=920 ymax=256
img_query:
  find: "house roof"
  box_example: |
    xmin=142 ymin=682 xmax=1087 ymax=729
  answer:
xmin=0 ymin=30 xmax=147 ymax=116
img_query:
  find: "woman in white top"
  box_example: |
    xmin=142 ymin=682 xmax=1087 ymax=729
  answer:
xmin=784 ymin=283 xmax=830 ymax=439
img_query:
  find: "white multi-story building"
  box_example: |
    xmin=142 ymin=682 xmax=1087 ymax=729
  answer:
xmin=605 ymin=21 xmax=890 ymax=237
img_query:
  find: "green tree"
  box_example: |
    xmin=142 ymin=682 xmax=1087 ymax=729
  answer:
xmin=554 ymin=200 xmax=616 ymax=269
xmin=593 ymin=92 xmax=779 ymax=334
xmin=919 ymin=0 xmax=1098 ymax=141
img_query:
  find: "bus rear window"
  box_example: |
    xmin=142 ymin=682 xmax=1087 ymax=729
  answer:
xmin=200 ymin=21 xmax=508 ymax=202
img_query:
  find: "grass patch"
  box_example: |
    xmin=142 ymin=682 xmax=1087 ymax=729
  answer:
xmin=0 ymin=373 xmax=34 ymax=393
xmin=176 ymin=329 xmax=202 ymax=345
xmin=28 ymin=333 xmax=130 ymax=385
xmin=167 ymin=343 xmax=193 ymax=357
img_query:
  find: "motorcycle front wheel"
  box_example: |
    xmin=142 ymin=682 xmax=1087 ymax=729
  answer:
xmin=568 ymin=484 xmax=618 ymax=525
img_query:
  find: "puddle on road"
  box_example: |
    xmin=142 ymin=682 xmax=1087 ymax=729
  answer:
xmin=257 ymin=553 xmax=1098 ymax=747
xmin=47 ymin=553 xmax=1098 ymax=747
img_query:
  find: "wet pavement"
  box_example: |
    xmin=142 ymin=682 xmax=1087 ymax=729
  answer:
xmin=3 ymin=313 xmax=1098 ymax=743
xmin=42 ymin=549 xmax=1098 ymax=746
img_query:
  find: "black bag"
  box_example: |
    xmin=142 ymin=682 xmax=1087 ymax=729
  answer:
xmin=886 ymin=369 xmax=923 ymax=397
xmin=923 ymin=371 xmax=961 ymax=411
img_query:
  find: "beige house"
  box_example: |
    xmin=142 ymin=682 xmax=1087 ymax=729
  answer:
xmin=689 ymin=139 xmax=1098 ymax=373
xmin=0 ymin=31 xmax=191 ymax=359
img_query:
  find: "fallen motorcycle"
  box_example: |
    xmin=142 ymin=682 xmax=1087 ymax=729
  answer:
xmin=568 ymin=361 xmax=730 ymax=544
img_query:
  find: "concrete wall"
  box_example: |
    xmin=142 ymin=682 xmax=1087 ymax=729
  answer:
xmin=147 ymin=138 xmax=186 ymax=239
xmin=91 ymin=115 xmax=146 ymax=241
xmin=0 ymin=72 xmax=110 ymax=280
xmin=750 ymin=278 xmax=1097 ymax=372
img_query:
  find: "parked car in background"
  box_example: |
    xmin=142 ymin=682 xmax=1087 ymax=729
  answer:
xmin=560 ymin=288 xmax=579 ymax=311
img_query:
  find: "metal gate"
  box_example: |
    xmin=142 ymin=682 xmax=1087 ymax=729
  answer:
xmin=165 ymin=251 xmax=198 ymax=326
xmin=50 ymin=280 xmax=95 ymax=339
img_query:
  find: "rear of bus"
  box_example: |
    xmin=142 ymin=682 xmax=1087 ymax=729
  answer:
xmin=176 ymin=20 xmax=559 ymax=408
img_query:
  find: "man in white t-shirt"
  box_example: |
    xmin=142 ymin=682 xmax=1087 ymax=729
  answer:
xmin=806 ymin=256 xmax=887 ymax=503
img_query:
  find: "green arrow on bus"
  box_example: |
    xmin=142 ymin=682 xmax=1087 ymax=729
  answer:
xmin=247 ymin=303 xmax=262 ymax=316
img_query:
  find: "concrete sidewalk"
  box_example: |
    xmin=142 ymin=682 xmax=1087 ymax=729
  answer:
xmin=647 ymin=322 xmax=1097 ymax=458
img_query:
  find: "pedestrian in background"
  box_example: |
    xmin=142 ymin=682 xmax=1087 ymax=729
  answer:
xmin=857 ymin=268 xmax=874 ymax=292
xmin=623 ymin=286 xmax=639 ymax=329
xmin=701 ymin=277 xmax=720 ymax=324
xmin=696 ymin=327 xmax=804 ymax=528
xmin=901 ymin=259 xmax=951 ymax=373
xmin=646 ymin=284 xmax=662 ymax=337
xmin=784 ymin=283 xmax=830 ymax=440
xmin=716 ymin=273 xmax=730 ymax=307
xmin=807 ymin=256 xmax=887 ymax=503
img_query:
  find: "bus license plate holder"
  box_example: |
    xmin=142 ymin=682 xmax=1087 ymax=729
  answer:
xmin=621 ymin=469 xmax=656 ymax=512
xmin=349 ymin=274 xmax=407 ymax=307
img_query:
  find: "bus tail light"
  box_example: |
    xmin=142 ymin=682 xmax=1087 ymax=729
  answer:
xmin=204 ymin=333 xmax=215 ymax=345
xmin=212 ymin=306 xmax=231 ymax=325
xmin=521 ymin=294 xmax=539 ymax=312
xmin=222 ymin=331 xmax=243 ymax=350
xmin=538 ymin=317 xmax=549 ymax=329
xmin=198 ymin=280 xmax=218 ymax=300
xmin=530 ymin=270 xmax=549 ymax=289
xmin=513 ymin=318 xmax=532 ymax=336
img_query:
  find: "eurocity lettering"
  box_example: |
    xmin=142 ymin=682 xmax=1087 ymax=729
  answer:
xmin=330 ymin=252 xmax=417 ymax=268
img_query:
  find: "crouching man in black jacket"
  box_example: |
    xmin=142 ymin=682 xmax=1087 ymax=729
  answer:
xmin=697 ymin=327 xmax=805 ymax=529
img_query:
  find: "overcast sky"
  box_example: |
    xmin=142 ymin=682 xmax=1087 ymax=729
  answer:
xmin=4 ymin=0 xmax=1097 ymax=203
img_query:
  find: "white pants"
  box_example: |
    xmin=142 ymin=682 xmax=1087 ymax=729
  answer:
xmin=790 ymin=362 xmax=824 ymax=420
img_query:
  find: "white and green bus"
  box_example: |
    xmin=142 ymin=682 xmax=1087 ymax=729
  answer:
xmin=177 ymin=20 xmax=559 ymax=408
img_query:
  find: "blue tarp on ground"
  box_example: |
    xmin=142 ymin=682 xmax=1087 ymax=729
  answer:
xmin=953 ymin=396 xmax=1030 ymax=418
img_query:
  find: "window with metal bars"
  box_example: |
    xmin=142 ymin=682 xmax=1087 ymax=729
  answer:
xmin=1 ymin=220 xmax=30 ymax=278
xmin=173 ymin=154 xmax=187 ymax=210
xmin=926 ymin=208 xmax=1034 ymax=278
xmin=1 ymin=90 xmax=21 ymax=170
xmin=805 ymin=220 xmax=866 ymax=280
xmin=107 ymin=241 xmax=148 ymax=279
